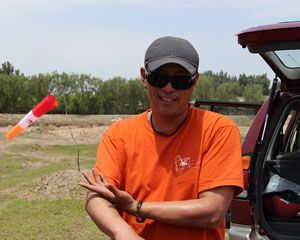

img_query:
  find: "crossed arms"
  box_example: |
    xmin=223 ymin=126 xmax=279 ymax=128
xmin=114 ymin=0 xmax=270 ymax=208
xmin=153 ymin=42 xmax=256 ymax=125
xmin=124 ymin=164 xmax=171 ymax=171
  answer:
xmin=79 ymin=170 xmax=235 ymax=240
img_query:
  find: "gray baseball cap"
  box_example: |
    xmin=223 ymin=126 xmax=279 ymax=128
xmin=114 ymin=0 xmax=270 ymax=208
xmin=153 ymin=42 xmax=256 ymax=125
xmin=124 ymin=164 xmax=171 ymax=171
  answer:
xmin=144 ymin=36 xmax=199 ymax=75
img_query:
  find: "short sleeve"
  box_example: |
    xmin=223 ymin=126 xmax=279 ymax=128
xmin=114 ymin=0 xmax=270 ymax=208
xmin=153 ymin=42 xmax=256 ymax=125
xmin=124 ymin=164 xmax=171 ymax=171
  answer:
xmin=94 ymin=125 xmax=125 ymax=189
xmin=198 ymin=125 xmax=244 ymax=196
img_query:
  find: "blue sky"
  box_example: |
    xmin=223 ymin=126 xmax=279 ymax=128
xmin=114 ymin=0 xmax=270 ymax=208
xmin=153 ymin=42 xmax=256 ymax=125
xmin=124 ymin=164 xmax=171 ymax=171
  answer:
xmin=1 ymin=0 xmax=299 ymax=80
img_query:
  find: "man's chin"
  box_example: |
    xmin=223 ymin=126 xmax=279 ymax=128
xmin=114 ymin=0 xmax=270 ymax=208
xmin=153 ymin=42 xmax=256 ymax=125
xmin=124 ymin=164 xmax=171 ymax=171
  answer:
xmin=157 ymin=108 xmax=181 ymax=119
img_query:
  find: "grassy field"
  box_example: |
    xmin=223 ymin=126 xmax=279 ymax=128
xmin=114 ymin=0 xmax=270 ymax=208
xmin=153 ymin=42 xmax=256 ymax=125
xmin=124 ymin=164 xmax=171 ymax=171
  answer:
xmin=0 ymin=114 xmax=117 ymax=240
xmin=0 ymin=114 xmax=252 ymax=239
xmin=0 ymin=143 xmax=109 ymax=239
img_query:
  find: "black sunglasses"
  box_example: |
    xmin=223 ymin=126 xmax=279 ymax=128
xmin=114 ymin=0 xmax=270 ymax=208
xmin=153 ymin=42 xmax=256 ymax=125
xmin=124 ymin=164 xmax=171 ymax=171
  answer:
xmin=145 ymin=71 xmax=197 ymax=90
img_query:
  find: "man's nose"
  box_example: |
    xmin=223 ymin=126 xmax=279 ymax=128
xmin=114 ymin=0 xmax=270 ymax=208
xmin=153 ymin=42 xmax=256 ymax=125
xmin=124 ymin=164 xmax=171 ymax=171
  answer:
xmin=162 ymin=81 xmax=175 ymax=92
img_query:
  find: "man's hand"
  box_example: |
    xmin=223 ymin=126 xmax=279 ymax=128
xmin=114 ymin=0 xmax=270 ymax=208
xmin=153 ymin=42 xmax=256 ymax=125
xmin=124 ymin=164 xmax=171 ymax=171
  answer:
xmin=79 ymin=169 xmax=137 ymax=215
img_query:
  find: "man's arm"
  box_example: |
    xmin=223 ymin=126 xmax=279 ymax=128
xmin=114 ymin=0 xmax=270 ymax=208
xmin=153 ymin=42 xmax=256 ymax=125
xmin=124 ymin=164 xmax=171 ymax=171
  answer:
xmin=136 ymin=186 xmax=234 ymax=228
xmin=81 ymin=171 xmax=143 ymax=240
xmin=81 ymin=170 xmax=235 ymax=229
xmin=85 ymin=191 xmax=143 ymax=240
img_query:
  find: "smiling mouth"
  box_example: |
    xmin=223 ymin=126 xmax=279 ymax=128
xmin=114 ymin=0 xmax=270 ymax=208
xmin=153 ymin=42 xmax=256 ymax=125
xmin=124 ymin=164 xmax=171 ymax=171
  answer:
xmin=159 ymin=95 xmax=175 ymax=103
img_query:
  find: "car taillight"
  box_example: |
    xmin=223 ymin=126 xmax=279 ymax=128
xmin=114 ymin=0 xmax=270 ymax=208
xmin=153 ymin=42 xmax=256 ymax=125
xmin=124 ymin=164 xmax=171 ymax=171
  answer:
xmin=237 ymin=155 xmax=250 ymax=198
xmin=242 ymin=155 xmax=250 ymax=170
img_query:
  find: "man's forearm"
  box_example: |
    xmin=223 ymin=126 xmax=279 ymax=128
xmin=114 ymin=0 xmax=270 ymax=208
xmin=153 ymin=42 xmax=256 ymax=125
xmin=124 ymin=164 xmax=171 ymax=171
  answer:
xmin=137 ymin=187 xmax=234 ymax=229
xmin=85 ymin=192 xmax=142 ymax=239
xmin=139 ymin=199 xmax=223 ymax=228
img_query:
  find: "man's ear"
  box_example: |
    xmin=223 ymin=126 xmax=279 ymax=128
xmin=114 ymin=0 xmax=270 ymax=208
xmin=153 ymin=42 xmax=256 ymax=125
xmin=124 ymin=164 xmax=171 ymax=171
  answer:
xmin=140 ymin=67 xmax=146 ymax=79
xmin=140 ymin=67 xmax=147 ymax=88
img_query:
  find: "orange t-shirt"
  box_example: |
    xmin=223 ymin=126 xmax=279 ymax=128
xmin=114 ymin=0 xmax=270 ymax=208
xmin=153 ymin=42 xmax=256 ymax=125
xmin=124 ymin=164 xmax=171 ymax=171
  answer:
xmin=94 ymin=107 xmax=244 ymax=240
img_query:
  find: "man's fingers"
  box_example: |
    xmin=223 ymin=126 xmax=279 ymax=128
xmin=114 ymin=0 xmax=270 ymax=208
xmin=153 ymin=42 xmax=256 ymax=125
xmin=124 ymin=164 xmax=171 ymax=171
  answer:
xmin=106 ymin=183 xmax=120 ymax=196
xmin=79 ymin=182 xmax=105 ymax=194
xmin=92 ymin=169 xmax=101 ymax=184
xmin=79 ymin=182 xmax=115 ymax=202
xmin=99 ymin=171 xmax=109 ymax=184
xmin=79 ymin=182 xmax=96 ymax=191
xmin=81 ymin=171 xmax=97 ymax=186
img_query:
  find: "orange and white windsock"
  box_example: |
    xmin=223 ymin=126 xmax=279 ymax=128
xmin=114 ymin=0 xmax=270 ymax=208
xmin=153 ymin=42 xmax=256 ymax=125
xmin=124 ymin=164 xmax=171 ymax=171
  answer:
xmin=6 ymin=94 xmax=58 ymax=141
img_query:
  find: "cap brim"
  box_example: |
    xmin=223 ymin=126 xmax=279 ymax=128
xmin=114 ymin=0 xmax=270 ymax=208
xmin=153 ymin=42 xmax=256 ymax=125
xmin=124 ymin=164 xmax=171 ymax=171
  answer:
xmin=146 ymin=57 xmax=197 ymax=75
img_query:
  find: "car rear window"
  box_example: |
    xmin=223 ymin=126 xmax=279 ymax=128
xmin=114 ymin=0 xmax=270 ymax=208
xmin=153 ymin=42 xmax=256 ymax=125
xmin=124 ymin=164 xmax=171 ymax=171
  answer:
xmin=275 ymin=49 xmax=300 ymax=68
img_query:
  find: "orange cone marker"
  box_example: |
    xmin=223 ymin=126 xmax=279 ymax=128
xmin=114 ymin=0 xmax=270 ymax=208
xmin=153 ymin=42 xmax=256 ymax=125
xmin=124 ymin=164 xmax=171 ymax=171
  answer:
xmin=6 ymin=94 xmax=58 ymax=140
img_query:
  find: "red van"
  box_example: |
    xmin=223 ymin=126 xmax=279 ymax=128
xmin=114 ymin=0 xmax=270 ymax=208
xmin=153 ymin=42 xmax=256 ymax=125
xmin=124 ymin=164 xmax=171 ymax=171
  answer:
xmin=229 ymin=22 xmax=300 ymax=240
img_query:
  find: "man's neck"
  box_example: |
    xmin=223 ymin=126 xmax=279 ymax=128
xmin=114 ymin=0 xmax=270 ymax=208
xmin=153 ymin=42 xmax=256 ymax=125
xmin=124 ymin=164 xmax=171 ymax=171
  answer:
xmin=148 ymin=107 xmax=190 ymax=134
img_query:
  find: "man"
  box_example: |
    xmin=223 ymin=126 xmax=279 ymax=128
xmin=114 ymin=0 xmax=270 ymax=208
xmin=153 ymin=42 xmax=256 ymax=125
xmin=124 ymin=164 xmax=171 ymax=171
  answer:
xmin=80 ymin=36 xmax=244 ymax=240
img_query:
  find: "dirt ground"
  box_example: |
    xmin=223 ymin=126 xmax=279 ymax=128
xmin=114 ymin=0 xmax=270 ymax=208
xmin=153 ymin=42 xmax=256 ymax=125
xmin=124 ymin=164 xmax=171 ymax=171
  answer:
xmin=0 ymin=114 xmax=132 ymax=201
xmin=0 ymin=114 xmax=131 ymax=145
xmin=0 ymin=114 xmax=250 ymax=201
xmin=0 ymin=125 xmax=107 ymax=146
xmin=0 ymin=114 xmax=250 ymax=146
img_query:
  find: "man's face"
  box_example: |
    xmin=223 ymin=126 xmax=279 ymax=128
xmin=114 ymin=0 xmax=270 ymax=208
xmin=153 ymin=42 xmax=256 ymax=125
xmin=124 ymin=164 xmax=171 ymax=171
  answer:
xmin=141 ymin=63 xmax=198 ymax=119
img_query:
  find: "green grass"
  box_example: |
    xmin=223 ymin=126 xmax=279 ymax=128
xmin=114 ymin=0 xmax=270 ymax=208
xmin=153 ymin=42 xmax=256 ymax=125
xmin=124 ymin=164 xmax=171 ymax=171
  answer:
xmin=0 ymin=155 xmax=71 ymax=191
xmin=0 ymin=199 xmax=108 ymax=240
xmin=8 ymin=144 xmax=98 ymax=170
xmin=0 ymin=197 xmax=229 ymax=240
xmin=0 ymin=142 xmax=107 ymax=239
xmin=10 ymin=143 xmax=98 ymax=158
xmin=229 ymin=115 xmax=255 ymax=126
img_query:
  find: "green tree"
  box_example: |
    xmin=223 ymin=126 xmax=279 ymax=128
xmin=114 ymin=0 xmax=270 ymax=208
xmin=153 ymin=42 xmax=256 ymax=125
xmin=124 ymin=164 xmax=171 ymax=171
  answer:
xmin=127 ymin=79 xmax=149 ymax=113
xmin=203 ymin=70 xmax=237 ymax=90
xmin=28 ymin=74 xmax=53 ymax=105
xmin=193 ymin=75 xmax=215 ymax=100
xmin=244 ymin=84 xmax=264 ymax=102
xmin=0 ymin=61 xmax=14 ymax=75
xmin=97 ymin=77 xmax=125 ymax=114
xmin=49 ymin=72 xmax=79 ymax=114
xmin=239 ymin=73 xmax=270 ymax=95
xmin=0 ymin=67 xmax=270 ymax=114
xmin=0 ymin=61 xmax=22 ymax=76
xmin=216 ymin=82 xmax=240 ymax=101
xmin=251 ymin=73 xmax=270 ymax=95
xmin=0 ymin=74 xmax=29 ymax=113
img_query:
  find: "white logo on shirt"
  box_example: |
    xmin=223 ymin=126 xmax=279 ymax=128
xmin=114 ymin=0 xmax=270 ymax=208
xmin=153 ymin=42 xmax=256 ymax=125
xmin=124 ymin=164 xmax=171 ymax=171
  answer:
xmin=175 ymin=155 xmax=200 ymax=175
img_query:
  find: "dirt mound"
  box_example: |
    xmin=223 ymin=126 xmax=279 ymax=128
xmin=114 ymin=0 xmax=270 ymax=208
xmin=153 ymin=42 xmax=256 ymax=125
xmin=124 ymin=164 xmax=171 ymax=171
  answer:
xmin=1 ymin=169 xmax=90 ymax=200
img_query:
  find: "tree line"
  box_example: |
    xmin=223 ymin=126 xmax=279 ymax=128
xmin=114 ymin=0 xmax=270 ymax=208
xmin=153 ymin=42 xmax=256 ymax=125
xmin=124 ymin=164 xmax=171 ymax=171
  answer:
xmin=0 ymin=61 xmax=269 ymax=114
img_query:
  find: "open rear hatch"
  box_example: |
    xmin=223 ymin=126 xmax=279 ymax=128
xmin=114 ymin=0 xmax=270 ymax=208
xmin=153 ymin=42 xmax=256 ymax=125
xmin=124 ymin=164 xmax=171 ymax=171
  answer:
xmin=238 ymin=21 xmax=300 ymax=93
xmin=237 ymin=22 xmax=300 ymax=240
